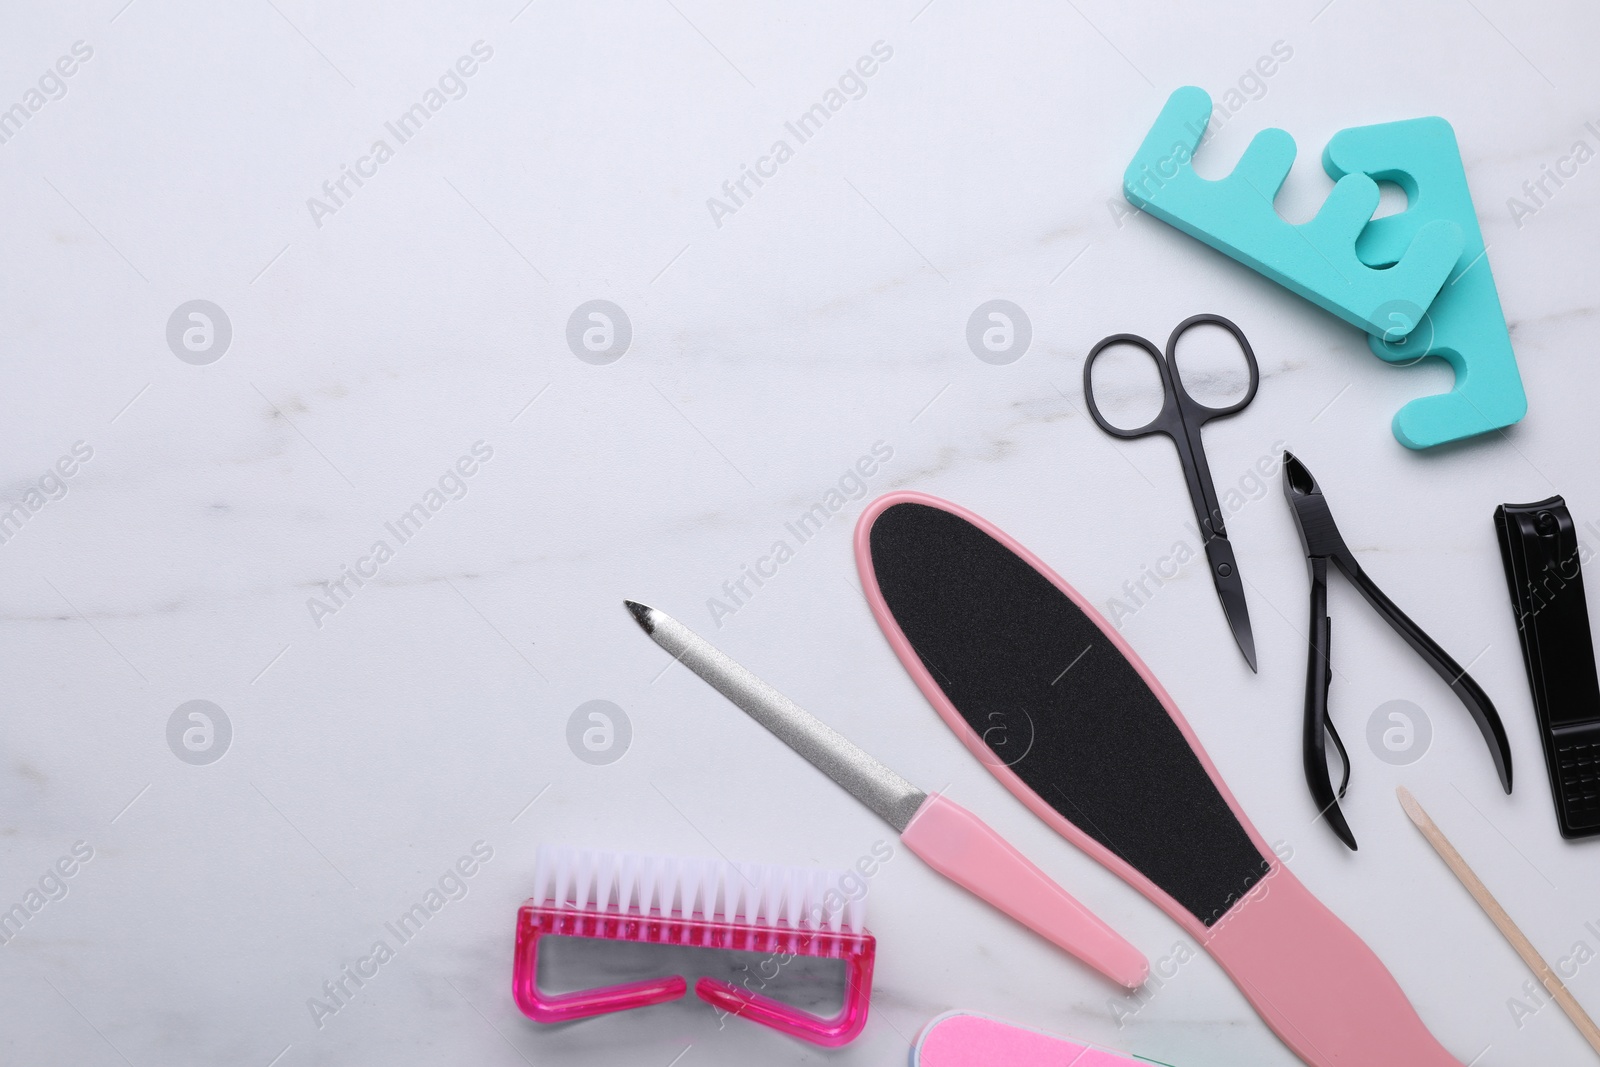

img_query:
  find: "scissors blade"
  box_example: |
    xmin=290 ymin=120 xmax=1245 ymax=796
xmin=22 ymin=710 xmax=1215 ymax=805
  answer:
xmin=1203 ymin=537 xmax=1257 ymax=672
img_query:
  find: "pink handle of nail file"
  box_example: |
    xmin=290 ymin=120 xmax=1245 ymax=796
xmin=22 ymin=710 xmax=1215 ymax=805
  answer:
xmin=912 ymin=1011 xmax=1162 ymax=1067
xmin=901 ymin=793 xmax=1148 ymax=989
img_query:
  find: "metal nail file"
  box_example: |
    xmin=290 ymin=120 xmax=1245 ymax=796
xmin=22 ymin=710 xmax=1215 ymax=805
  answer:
xmin=624 ymin=600 xmax=1148 ymax=989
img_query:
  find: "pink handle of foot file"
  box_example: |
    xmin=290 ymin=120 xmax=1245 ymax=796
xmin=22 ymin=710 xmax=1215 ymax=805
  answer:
xmin=901 ymin=793 xmax=1148 ymax=989
xmin=1202 ymin=868 xmax=1466 ymax=1067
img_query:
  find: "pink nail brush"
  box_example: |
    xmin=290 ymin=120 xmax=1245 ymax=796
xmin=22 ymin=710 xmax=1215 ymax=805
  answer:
xmin=514 ymin=844 xmax=877 ymax=1046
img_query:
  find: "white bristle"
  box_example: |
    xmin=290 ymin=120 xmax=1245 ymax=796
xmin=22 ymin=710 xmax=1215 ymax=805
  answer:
xmin=699 ymin=859 xmax=720 ymax=921
xmin=691 ymin=858 xmax=715 ymax=918
xmin=638 ymin=856 xmax=661 ymax=915
xmin=532 ymin=844 xmax=556 ymax=906
xmin=729 ymin=863 xmax=753 ymax=923
xmin=552 ymin=849 xmax=573 ymax=908
xmin=594 ymin=851 xmax=617 ymax=911
xmin=844 ymin=885 xmax=866 ymax=933
xmin=573 ymin=850 xmax=595 ymax=909
xmin=657 ymin=855 xmax=679 ymax=915
xmin=719 ymin=863 xmax=739 ymax=922
xmin=678 ymin=863 xmax=704 ymax=921
xmin=739 ymin=863 xmax=761 ymax=921
xmin=764 ymin=870 xmax=784 ymax=927
xmin=684 ymin=860 xmax=701 ymax=916
xmin=616 ymin=853 xmax=639 ymax=914
xmin=810 ymin=869 xmax=832 ymax=931
xmin=782 ymin=870 xmax=803 ymax=928
xmin=529 ymin=846 xmax=868 ymax=932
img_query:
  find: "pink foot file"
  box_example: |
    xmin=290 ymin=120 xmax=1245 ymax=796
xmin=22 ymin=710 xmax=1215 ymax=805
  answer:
xmin=912 ymin=1011 xmax=1174 ymax=1067
xmin=857 ymin=492 xmax=1465 ymax=1067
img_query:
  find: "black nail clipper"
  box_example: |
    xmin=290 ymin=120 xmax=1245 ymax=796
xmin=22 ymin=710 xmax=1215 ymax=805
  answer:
xmin=1282 ymin=451 xmax=1513 ymax=850
xmin=1496 ymin=497 xmax=1600 ymax=839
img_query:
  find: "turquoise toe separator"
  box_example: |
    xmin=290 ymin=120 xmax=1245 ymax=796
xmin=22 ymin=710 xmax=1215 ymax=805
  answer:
xmin=1323 ymin=117 xmax=1527 ymax=449
xmin=1122 ymin=86 xmax=1464 ymax=339
xmin=1124 ymin=87 xmax=1526 ymax=449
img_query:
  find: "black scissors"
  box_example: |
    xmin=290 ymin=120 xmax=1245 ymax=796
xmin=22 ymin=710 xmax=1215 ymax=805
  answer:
xmin=1083 ymin=313 xmax=1260 ymax=671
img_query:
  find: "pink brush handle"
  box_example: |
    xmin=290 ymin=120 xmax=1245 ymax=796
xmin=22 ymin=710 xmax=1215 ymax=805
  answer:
xmin=693 ymin=938 xmax=874 ymax=1049
xmin=901 ymin=793 xmax=1149 ymax=989
xmin=512 ymin=922 xmax=688 ymax=1022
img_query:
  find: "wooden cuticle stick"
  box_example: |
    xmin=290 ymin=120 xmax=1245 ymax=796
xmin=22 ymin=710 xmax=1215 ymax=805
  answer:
xmin=1397 ymin=786 xmax=1600 ymax=1057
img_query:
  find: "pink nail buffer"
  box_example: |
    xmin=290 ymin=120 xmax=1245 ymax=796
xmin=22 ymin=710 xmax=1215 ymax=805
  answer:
xmin=912 ymin=1011 xmax=1173 ymax=1067
xmin=857 ymin=492 xmax=1465 ymax=1067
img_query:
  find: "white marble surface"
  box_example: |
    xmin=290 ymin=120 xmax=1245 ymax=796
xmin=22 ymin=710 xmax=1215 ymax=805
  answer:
xmin=3 ymin=1 xmax=1599 ymax=1064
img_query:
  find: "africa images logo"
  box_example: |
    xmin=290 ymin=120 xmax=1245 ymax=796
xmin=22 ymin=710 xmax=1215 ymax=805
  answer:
xmin=705 ymin=41 xmax=894 ymax=228
xmin=305 ymin=42 xmax=494 ymax=228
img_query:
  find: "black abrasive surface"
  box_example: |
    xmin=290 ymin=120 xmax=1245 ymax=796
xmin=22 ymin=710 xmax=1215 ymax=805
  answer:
xmin=869 ymin=502 xmax=1267 ymax=926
